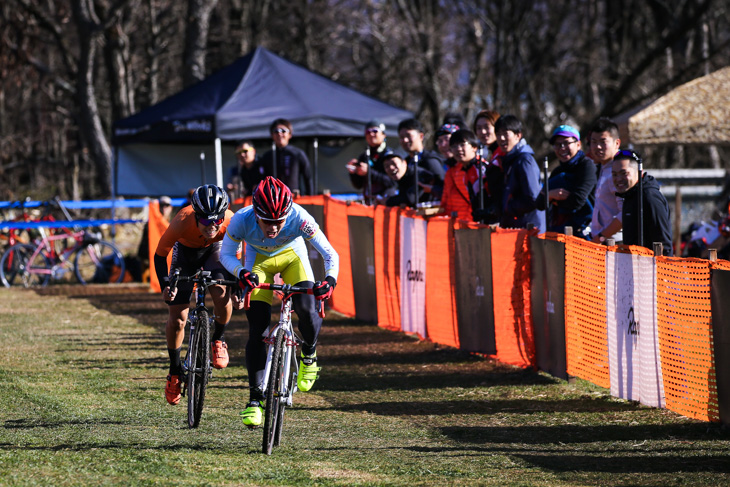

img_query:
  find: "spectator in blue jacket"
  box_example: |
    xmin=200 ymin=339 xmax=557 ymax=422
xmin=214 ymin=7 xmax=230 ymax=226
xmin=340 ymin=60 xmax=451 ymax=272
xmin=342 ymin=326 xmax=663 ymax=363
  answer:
xmin=495 ymin=115 xmax=545 ymax=232
xmin=536 ymin=125 xmax=596 ymax=236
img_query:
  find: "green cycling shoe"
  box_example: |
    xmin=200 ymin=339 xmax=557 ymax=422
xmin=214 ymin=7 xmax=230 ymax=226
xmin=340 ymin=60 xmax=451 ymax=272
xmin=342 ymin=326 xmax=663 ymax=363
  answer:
xmin=297 ymin=353 xmax=321 ymax=392
xmin=240 ymin=400 xmax=263 ymax=428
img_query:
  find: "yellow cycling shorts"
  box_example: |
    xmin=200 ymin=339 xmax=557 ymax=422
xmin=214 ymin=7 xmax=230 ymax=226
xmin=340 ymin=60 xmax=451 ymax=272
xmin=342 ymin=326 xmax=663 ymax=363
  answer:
xmin=249 ymin=247 xmax=314 ymax=305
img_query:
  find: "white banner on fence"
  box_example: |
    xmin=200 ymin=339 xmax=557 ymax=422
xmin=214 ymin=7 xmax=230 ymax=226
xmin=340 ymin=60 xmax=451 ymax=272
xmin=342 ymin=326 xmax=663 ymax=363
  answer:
xmin=400 ymin=215 xmax=427 ymax=339
xmin=606 ymin=251 xmax=665 ymax=408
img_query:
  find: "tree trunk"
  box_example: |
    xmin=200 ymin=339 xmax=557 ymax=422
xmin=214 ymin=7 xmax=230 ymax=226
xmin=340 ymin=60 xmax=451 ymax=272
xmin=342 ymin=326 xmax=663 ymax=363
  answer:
xmin=183 ymin=0 xmax=220 ymax=87
xmin=72 ymin=0 xmax=112 ymax=196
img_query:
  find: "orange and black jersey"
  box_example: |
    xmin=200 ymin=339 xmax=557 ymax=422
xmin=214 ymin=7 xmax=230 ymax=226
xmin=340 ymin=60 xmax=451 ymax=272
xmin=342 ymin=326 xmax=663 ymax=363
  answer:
xmin=154 ymin=205 xmax=233 ymax=258
xmin=153 ymin=205 xmax=234 ymax=288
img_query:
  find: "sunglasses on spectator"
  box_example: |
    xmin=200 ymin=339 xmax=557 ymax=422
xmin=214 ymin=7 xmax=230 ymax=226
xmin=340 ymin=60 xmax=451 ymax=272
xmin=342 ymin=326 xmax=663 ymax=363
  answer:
xmin=365 ymin=128 xmax=382 ymax=134
xmin=553 ymin=140 xmax=577 ymax=149
xmin=274 ymin=128 xmax=290 ymax=134
xmin=198 ymin=216 xmax=224 ymax=226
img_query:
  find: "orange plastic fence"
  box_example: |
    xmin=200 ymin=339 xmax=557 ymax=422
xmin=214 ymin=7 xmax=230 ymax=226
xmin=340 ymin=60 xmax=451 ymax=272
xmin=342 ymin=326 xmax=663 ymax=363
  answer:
xmin=564 ymin=236 xmax=609 ymax=388
xmin=148 ymin=200 xmax=171 ymax=293
xmin=324 ymin=197 xmax=355 ymax=317
xmin=490 ymin=227 xmax=536 ymax=368
xmin=655 ymin=256 xmax=718 ymax=422
xmin=425 ymin=216 xmax=459 ymax=348
xmin=374 ymin=205 xmax=401 ymax=331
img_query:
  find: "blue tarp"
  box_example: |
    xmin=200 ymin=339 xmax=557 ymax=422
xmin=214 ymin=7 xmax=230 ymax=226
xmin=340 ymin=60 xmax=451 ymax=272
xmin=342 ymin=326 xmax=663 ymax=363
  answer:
xmin=0 ymin=219 xmax=140 ymax=230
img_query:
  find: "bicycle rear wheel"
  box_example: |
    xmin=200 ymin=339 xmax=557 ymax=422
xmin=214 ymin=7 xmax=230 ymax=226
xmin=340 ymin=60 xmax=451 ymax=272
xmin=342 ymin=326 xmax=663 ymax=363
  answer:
xmin=263 ymin=329 xmax=286 ymax=455
xmin=74 ymin=240 xmax=126 ymax=284
xmin=187 ymin=310 xmax=211 ymax=428
xmin=0 ymin=243 xmax=52 ymax=287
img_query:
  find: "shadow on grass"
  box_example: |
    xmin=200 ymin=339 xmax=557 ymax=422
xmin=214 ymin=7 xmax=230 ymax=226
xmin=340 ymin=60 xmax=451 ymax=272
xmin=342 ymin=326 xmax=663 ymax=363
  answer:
xmin=333 ymin=398 xmax=638 ymax=416
xmin=317 ymin=368 xmax=557 ymax=392
xmin=438 ymin=423 xmax=728 ymax=445
xmin=512 ymin=452 xmax=730 ymax=473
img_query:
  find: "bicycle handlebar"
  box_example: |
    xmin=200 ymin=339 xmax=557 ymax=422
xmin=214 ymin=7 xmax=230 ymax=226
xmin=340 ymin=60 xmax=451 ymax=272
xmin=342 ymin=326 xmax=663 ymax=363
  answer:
xmin=167 ymin=268 xmax=238 ymax=294
xmin=243 ymin=282 xmax=326 ymax=318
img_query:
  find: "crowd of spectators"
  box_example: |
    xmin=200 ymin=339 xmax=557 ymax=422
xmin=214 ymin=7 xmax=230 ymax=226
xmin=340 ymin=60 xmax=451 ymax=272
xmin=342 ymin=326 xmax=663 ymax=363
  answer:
xmin=223 ymin=114 xmax=673 ymax=254
xmin=341 ymin=114 xmax=673 ymax=253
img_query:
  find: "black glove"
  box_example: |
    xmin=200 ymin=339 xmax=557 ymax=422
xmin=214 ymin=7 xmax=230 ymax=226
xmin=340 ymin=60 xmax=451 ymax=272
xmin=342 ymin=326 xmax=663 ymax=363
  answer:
xmin=238 ymin=269 xmax=259 ymax=290
xmin=312 ymin=276 xmax=336 ymax=301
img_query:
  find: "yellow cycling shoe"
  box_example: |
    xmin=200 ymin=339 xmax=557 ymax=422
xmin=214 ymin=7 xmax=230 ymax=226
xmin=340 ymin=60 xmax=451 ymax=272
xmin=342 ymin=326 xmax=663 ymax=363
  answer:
xmin=297 ymin=353 xmax=321 ymax=392
xmin=240 ymin=401 xmax=263 ymax=428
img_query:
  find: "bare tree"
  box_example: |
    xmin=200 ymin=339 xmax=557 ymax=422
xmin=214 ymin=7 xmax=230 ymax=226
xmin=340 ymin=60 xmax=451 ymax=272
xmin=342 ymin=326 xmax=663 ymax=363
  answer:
xmin=183 ymin=0 xmax=219 ymax=87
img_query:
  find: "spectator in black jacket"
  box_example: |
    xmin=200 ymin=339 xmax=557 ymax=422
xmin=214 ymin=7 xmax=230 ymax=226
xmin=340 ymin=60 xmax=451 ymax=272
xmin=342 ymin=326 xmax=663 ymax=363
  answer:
xmin=397 ymin=118 xmax=445 ymax=200
xmin=227 ymin=140 xmax=264 ymax=201
xmin=612 ymin=149 xmax=673 ymax=255
xmin=536 ymin=125 xmax=597 ymax=236
xmin=381 ymin=153 xmax=437 ymax=207
xmin=260 ymin=118 xmax=314 ymax=195
xmin=346 ymin=119 xmax=396 ymax=203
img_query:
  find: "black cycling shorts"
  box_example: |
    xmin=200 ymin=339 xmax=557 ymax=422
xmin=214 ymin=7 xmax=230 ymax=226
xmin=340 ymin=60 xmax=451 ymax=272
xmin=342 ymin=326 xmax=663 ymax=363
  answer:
xmin=167 ymin=241 xmax=233 ymax=306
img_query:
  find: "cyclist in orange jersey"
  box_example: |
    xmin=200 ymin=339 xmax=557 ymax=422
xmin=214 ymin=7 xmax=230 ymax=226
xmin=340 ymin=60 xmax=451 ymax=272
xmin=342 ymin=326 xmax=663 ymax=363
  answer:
xmin=154 ymin=185 xmax=241 ymax=405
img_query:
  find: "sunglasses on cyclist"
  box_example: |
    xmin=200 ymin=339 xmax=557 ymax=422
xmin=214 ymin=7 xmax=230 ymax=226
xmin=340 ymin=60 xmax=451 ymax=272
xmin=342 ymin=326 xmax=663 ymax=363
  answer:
xmin=365 ymin=128 xmax=382 ymax=134
xmin=274 ymin=127 xmax=290 ymax=134
xmin=198 ymin=216 xmax=224 ymax=227
xmin=236 ymin=148 xmax=252 ymax=154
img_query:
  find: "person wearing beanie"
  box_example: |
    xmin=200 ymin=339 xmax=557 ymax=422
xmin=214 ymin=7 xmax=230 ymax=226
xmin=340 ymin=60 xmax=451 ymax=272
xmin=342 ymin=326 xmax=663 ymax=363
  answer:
xmin=535 ymin=124 xmax=596 ymax=235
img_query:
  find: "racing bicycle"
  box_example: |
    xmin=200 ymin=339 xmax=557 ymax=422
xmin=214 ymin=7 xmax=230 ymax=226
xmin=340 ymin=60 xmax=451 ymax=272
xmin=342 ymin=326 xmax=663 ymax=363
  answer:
xmin=0 ymin=227 xmax=125 ymax=287
xmin=244 ymin=282 xmax=325 ymax=455
xmin=168 ymin=268 xmax=238 ymax=428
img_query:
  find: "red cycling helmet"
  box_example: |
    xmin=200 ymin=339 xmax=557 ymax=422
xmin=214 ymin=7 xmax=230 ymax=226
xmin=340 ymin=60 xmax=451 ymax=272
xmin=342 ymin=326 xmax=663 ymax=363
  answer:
xmin=252 ymin=177 xmax=293 ymax=221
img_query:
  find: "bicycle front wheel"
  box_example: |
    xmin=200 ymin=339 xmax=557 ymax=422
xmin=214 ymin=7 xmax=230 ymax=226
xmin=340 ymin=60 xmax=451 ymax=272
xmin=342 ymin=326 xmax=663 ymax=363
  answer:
xmin=273 ymin=346 xmax=297 ymax=448
xmin=263 ymin=329 xmax=286 ymax=455
xmin=74 ymin=240 xmax=126 ymax=284
xmin=0 ymin=243 xmax=52 ymax=287
xmin=187 ymin=310 xmax=210 ymax=428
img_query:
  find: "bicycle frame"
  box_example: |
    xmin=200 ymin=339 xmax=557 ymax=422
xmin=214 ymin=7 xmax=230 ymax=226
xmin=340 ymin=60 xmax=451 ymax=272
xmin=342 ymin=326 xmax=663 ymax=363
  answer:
xmin=23 ymin=229 xmax=93 ymax=279
xmin=261 ymin=294 xmax=299 ymax=407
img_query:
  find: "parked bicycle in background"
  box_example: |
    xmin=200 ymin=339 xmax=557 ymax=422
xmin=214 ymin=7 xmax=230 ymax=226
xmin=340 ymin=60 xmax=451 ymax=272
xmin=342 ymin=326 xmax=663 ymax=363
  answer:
xmin=0 ymin=199 xmax=126 ymax=287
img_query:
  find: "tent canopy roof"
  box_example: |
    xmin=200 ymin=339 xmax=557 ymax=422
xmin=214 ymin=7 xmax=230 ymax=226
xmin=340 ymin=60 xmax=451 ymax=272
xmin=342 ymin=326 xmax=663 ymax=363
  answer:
xmin=113 ymin=47 xmax=413 ymax=144
xmin=616 ymin=66 xmax=730 ymax=146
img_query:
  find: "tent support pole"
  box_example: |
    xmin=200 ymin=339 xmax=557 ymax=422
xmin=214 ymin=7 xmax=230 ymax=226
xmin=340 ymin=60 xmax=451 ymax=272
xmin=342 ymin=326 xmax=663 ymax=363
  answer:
xmin=313 ymin=138 xmax=319 ymax=194
xmin=111 ymin=145 xmax=118 ymax=241
xmin=215 ymin=138 xmax=223 ymax=188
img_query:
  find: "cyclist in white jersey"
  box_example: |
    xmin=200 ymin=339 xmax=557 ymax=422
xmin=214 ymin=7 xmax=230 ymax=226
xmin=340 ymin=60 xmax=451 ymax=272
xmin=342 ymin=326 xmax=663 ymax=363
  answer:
xmin=220 ymin=176 xmax=339 ymax=427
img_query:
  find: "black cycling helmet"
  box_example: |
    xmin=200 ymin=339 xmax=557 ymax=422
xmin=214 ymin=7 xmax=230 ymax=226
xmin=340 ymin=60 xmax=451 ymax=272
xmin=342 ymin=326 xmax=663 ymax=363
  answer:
xmin=252 ymin=177 xmax=293 ymax=221
xmin=191 ymin=184 xmax=229 ymax=219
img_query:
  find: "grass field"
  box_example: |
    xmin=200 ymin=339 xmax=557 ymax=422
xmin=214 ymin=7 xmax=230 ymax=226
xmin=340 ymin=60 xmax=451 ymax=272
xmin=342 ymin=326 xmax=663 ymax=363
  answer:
xmin=1 ymin=285 xmax=728 ymax=486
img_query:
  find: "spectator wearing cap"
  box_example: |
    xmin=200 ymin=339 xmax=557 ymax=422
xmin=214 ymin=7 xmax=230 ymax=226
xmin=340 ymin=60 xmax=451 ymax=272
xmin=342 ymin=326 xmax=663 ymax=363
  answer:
xmin=435 ymin=123 xmax=460 ymax=171
xmin=227 ymin=140 xmax=264 ymax=201
xmin=397 ymin=118 xmax=446 ymax=201
xmin=495 ymin=115 xmax=545 ymax=232
xmin=346 ymin=119 xmax=397 ymax=203
xmin=612 ymin=149 xmax=672 ymax=255
xmin=535 ymin=124 xmax=596 ymax=235
xmin=260 ymin=118 xmax=314 ymax=195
